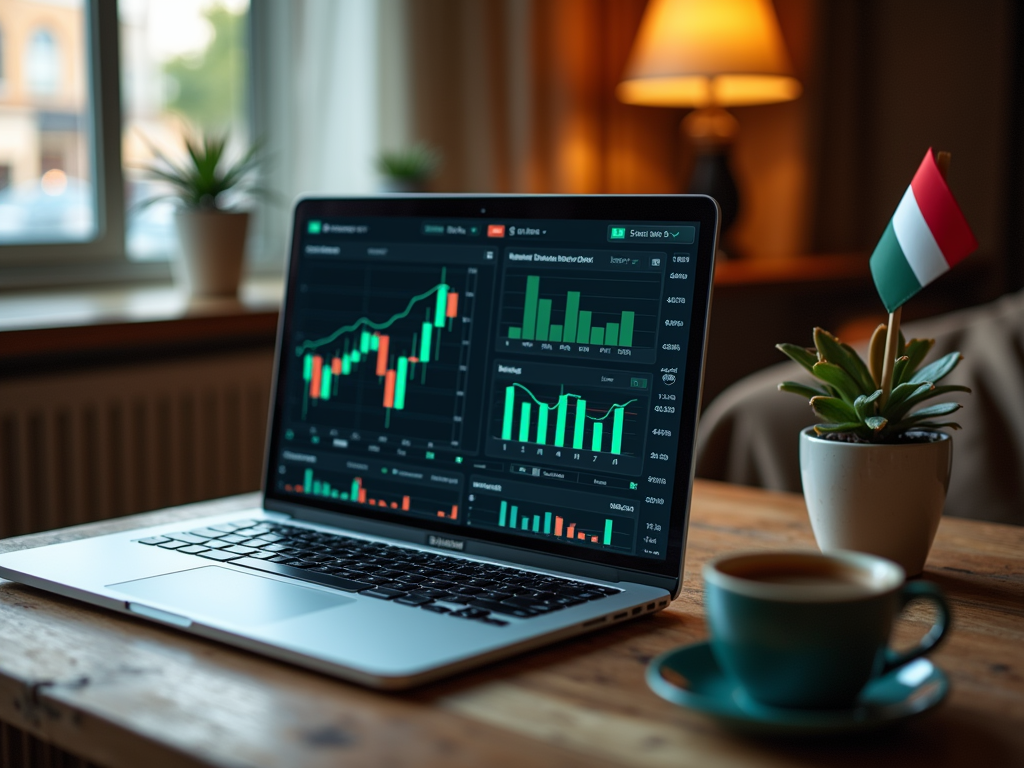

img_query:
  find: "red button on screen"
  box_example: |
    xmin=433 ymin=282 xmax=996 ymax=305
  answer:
xmin=487 ymin=224 xmax=506 ymax=238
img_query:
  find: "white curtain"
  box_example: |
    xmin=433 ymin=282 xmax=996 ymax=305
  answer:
xmin=251 ymin=0 xmax=409 ymax=267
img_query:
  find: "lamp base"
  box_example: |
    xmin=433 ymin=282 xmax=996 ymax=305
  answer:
xmin=688 ymin=149 xmax=739 ymax=240
xmin=682 ymin=107 xmax=740 ymax=254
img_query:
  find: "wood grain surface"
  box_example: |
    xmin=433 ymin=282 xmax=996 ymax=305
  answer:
xmin=0 ymin=481 xmax=1021 ymax=768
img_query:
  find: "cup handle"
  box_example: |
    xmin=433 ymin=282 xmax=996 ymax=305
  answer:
xmin=881 ymin=580 xmax=951 ymax=675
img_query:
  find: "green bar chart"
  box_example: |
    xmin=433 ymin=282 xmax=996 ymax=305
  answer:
xmin=495 ymin=383 xmax=636 ymax=456
xmin=499 ymin=267 xmax=662 ymax=363
xmin=487 ymin=361 xmax=650 ymax=474
xmin=503 ymin=272 xmax=657 ymax=349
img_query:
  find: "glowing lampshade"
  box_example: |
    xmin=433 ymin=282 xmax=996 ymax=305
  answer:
xmin=617 ymin=0 xmax=802 ymax=108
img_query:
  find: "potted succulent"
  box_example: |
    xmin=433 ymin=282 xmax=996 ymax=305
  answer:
xmin=376 ymin=143 xmax=441 ymax=193
xmin=777 ymin=326 xmax=969 ymax=576
xmin=138 ymin=134 xmax=263 ymax=297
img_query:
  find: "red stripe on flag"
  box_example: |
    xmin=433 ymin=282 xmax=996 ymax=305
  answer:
xmin=909 ymin=148 xmax=978 ymax=268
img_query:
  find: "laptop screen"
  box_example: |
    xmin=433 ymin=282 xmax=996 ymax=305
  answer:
xmin=266 ymin=197 xmax=716 ymax=579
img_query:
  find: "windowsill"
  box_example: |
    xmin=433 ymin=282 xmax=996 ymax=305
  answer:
xmin=0 ymin=276 xmax=284 ymax=369
xmin=0 ymin=257 xmax=869 ymax=368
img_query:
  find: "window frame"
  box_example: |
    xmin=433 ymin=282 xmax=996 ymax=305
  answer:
xmin=0 ymin=0 xmax=263 ymax=288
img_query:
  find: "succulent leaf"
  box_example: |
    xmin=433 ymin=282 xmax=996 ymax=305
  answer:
xmin=904 ymin=421 xmax=962 ymax=431
xmin=854 ymin=390 xmax=882 ymax=421
xmin=865 ymin=415 xmax=888 ymax=431
xmin=894 ymin=402 xmax=962 ymax=431
xmin=776 ymin=343 xmax=818 ymax=373
xmin=883 ymin=381 xmax=931 ymax=415
xmin=779 ymin=381 xmax=829 ymax=400
xmin=892 ymin=356 xmax=910 ymax=387
xmin=868 ymin=324 xmax=887 ymax=388
xmin=840 ymin=341 xmax=878 ymax=394
xmin=898 ymin=338 xmax=935 ymax=383
xmin=909 ymin=352 xmax=963 ymax=385
xmin=813 ymin=328 xmax=877 ymax=393
xmin=811 ymin=362 xmax=862 ymax=404
xmin=810 ymin=396 xmax=859 ymax=424
xmin=885 ymin=384 xmax=972 ymax=423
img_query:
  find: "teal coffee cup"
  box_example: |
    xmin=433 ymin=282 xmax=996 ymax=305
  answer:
xmin=703 ymin=550 xmax=950 ymax=709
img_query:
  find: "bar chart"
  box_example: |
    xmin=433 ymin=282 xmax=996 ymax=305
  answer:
xmin=282 ymin=467 xmax=460 ymax=521
xmin=498 ymin=268 xmax=662 ymax=363
xmin=467 ymin=492 xmax=635 ymax=553
xmin=485 ymin=363 xmax=649 ymax=475
xmin=508 ymin=275 xmax=640 ymax=346
xmin=498 ymin=383 xmax=633 ymax=454
xmin=291 ymin=264 xmax=480 ymax=447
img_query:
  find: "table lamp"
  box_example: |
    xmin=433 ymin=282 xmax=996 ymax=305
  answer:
xmin=617 ymin=0 xmax=801 ymax=243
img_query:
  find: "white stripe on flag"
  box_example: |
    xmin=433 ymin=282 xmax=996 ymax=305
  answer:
xmin=892 ymin=186 xmax=949 ymax=287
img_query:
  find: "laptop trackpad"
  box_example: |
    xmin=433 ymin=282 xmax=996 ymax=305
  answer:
xmin=110 ymin=566 xmax=355 ymax=627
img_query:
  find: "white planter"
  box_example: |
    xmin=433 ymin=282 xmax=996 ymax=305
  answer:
xmin=174 ymin=210 xmax=250 ymax=298
xmin=799 ymin=427 xmax=952 ymax=577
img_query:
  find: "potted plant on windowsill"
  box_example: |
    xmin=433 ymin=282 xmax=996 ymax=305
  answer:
xmin=777 ymin=148 xmax=978 ymax=577
xmin=376 ymin=143 xmax=441 ymax=193
xmin=138 ymin=134 xmax=263 ymax=297
xmin=777 ymin=326 xmax=968 ymax=576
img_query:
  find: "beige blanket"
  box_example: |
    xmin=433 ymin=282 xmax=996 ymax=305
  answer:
xmin=696 ymin=289 xmax=1024 ymax=525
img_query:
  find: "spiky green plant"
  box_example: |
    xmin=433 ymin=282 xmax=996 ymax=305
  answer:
xmin=376 ymin=143 xmax=441 ymax=182
xmin=777 ymin=326 xmax=970 ymax=442
xmin=136 ymin=133 xmax=264 ymax=211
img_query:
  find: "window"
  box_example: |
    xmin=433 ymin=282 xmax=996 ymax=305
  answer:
xmin=27 ymin=29 xmax=61 ymax=96
xmin=0 ymin=1 xmax=388 ymax=282
xmin=0 ymin=0 xmax=254 ymax=279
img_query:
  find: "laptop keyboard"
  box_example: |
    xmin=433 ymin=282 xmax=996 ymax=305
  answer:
xmin=136 ymin=519 xmax=621 ymax=626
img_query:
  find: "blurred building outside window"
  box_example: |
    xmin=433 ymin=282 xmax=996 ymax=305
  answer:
xmin=0 ymin=0 xmax=92 ymax=245
xmin=26 ymin=27 xmax=59 ymax=95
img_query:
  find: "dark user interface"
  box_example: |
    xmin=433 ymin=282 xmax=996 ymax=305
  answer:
xmin=276 ymin=217 xmax=700 ymax=563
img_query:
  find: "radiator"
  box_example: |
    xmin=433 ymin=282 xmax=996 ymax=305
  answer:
xmin=0 ymin=722 xmax=99 ymax=768
xmin=0 ymin=349 xmax=274 ymax=539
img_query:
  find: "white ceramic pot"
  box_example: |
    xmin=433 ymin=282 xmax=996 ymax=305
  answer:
xmin=174 ymin=210 xmax=250 ymax=297
xmin=799 ymin=427 xmax=952 ymax=577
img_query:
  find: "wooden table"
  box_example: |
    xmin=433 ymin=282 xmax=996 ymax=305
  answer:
xmin=1 ymin=481 xmax=1022 ymax=768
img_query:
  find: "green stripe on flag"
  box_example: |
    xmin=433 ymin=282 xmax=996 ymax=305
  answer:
xmin=870 ymin=220 xmax=922 ymax=313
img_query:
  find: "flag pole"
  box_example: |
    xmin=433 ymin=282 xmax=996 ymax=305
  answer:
xmin=880 ymin=151 xmax=951 ymax=407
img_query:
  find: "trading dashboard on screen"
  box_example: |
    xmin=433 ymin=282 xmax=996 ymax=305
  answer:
xmin=272 ymin=216 xmax=701 ymax=567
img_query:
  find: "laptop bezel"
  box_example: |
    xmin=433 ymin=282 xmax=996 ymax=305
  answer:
xmin=261 ymin=194 xmax=718 ymax=591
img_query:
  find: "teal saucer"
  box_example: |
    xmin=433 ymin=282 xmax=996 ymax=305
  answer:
xmin=646 ymin=642 xmax=948 ymax=735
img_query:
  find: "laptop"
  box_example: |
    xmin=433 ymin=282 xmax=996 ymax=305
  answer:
xmin=0 ymin=195 xmax=718 ymax=688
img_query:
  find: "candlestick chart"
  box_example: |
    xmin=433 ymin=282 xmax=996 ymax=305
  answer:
xmin=291 ymin=264 xmax=480 ymax=447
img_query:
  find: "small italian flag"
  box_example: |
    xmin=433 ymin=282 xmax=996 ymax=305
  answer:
xmin=869 ymin=148 xmax=978 ymax=313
